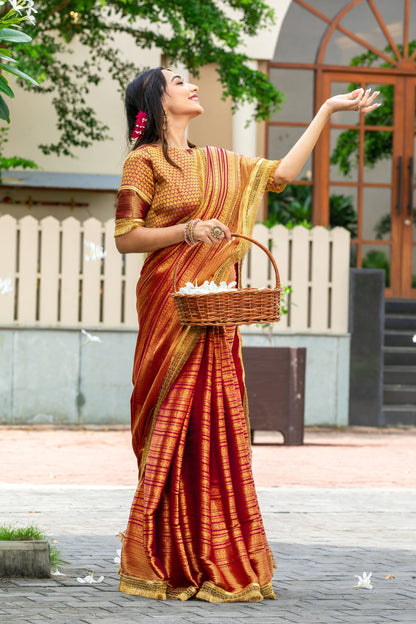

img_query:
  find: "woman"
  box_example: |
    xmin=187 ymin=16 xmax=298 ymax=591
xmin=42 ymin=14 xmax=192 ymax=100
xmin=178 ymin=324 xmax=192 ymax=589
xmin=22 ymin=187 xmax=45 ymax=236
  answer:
xmin=114 ymin=67 xmax=379 ymax=602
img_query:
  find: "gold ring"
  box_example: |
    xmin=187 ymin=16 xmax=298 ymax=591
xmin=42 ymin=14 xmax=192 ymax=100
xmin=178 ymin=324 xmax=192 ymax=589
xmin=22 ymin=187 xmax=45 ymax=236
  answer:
xmin=357 ymin=104 xmax=361 ymax=112
xmin=211 ymin=226 xmax=223 ymax=239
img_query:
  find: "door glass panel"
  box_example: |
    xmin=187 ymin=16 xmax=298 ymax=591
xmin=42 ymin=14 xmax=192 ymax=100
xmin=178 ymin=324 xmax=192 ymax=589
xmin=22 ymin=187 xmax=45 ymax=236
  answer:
xmin=272 ymin=2 xmax=327 ymax=63
xmin=337 ymin=1 xmax=387 ymax=58
xmin=363 ymin=131 xmax=393 ymax=184
xmin=325 ymin=33 xmax=370 ymax=67
xmin=302 ymin=0 xmax=346 ymax=20
xmin=362 ymin=187 xmax=392 ymax=240
xmin=330 ymin=127 xmax=359 ymax=182
xmin=412 ymin=246 xmax=416 ymax=289
xmin=409 ymin=3 xmax=416 ymax=46
xmin=268 ymin=126 xmax=312 ymax=180
xmin=329 ymin=185 xmax=358 ymax=238
xmin=361 ymin=243 xmax=391 ymax=287
xmin=376 ymin=0 xmax=405 ymax=48
xmin=269 ymin=69 xmax=314 ymax=123
xmin=365 ymin=83 xmax=394 ymax=127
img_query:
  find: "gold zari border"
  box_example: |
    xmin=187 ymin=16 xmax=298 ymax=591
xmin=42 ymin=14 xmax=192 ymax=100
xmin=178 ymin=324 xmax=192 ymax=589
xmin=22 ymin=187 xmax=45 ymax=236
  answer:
xmin=119 ymin=574 xmax=275 ymax=602
xmin=119 ymin=184 xmax=152 ymax=205
xmin=196 ymin=580 xmax=275 ymax=603
xmin=114 ymin=217 xmax=145 ymax=237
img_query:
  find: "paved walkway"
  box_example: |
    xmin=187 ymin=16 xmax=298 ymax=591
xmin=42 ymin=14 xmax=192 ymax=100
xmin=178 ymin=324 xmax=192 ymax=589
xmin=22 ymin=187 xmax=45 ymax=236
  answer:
xmin=0 ymin=428 xmax=415 ymax=623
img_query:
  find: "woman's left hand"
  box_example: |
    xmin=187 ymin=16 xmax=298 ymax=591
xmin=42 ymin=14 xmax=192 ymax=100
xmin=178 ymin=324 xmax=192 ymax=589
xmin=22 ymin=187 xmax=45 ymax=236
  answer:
xmin=325 ymin=87 xmax=380 ymax=115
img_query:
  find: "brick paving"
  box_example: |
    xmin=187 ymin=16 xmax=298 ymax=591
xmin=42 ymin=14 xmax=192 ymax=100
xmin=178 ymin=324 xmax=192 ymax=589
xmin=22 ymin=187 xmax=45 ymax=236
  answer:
xmin=0 ymin=428 xmax=415 ymax=623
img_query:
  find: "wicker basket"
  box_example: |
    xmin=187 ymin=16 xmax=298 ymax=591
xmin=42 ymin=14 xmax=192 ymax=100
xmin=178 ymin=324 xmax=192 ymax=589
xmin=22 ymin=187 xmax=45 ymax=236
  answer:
xmin=171 ymin=233 xmax=282 ymax=326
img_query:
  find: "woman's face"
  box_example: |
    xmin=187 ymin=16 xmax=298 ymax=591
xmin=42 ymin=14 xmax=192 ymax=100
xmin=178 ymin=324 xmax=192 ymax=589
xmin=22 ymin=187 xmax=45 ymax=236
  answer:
xmin=161 ymin=69 xmax=204 ymax=119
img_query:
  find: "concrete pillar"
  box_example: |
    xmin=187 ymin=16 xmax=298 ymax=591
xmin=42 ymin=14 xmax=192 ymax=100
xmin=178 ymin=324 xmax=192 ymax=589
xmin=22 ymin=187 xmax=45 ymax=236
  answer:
xmin=232 ymin=60 xmax=257 ymax=157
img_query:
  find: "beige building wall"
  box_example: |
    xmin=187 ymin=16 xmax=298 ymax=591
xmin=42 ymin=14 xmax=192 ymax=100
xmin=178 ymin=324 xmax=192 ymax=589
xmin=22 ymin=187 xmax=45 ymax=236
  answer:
xmin=0 ymin=188 xmax=116 ymax=223
xmin=188 ymin=65 xmax=233 ymax=152
xmin=6 ymin=35 xmax=160 ymax=177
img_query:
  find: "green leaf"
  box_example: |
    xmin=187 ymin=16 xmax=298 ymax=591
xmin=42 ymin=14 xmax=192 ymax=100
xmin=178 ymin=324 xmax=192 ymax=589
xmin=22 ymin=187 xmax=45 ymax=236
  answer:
xmin=0 ymin=63 xmax=39 ymax=86
xmin=0 ymin=28 xmax=32 ymax=43
xmin=0 ymin=94 xmax=10 ymax=122
xmin=0 ymin=48 xmax=14 ymax=58
xmin=0 ymin=55 xmax=18 ymax=63
xmin=0 ymin=76 xmax=14 ymax=98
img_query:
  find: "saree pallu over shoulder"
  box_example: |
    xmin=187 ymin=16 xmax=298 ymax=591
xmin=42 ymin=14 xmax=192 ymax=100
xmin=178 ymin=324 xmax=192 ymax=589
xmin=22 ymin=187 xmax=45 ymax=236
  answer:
xmin=119 ymin=145 xmax=284 ymax=602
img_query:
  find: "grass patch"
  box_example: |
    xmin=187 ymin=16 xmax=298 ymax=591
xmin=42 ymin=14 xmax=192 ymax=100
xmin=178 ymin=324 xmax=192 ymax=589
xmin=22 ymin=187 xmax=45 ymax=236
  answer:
xmin=0 ymin=525 xmax=65 ymax=567
xmin=0 ymin=525 xmax=45 ymax=541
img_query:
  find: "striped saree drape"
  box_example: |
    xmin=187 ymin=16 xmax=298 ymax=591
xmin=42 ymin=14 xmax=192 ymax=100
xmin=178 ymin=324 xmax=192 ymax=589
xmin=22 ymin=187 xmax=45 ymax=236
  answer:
xmin=117 ymin=146 xmax=283 ymax=602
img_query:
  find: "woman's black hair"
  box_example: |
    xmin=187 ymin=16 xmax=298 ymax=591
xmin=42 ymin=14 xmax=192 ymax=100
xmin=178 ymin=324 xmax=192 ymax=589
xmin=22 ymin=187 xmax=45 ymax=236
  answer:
xmin=125 ymin=66 xmax=185 ymax=168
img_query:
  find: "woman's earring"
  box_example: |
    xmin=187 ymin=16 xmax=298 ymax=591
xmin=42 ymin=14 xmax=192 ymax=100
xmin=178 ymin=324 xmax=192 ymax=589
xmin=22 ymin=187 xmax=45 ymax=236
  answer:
xmin=162 ymin=110 xmax=168 ymax=131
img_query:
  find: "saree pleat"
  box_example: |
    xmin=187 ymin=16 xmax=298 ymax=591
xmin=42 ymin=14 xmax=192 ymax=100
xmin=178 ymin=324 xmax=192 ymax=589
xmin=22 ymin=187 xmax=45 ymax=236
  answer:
xmin=118 ymin=145 xmax=284 ymax=602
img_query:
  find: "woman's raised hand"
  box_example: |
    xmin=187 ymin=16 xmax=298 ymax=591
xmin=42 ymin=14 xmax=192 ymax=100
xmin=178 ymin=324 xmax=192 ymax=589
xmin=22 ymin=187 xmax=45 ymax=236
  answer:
xmin=193 ymin=219 xmax=232 ymax=245
xmin=325 ymin=87 xmax=380 ymax=115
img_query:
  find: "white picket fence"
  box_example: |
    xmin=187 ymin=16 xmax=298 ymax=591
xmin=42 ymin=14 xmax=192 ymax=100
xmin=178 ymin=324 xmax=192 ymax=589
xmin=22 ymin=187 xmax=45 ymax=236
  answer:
xmin=0 ymin=215 xmax=350 ymax=332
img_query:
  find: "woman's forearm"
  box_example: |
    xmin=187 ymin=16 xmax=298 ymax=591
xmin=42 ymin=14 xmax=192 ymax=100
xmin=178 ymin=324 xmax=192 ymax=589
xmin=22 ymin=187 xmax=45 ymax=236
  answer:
xmin=115 ymin=223 xmax=185 ymax=253
xmin=115 ymin=218 xmax=232 ymax=254
xmin=273 ymin=102 xmax=331 ymax=185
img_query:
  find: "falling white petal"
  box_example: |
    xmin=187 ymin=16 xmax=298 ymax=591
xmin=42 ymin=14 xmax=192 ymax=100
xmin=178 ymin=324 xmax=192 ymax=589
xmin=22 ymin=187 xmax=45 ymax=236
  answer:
xmin=81 ymin=329 xmax=102 ymax=344
xmin=51 ymin=568 xmax=64 ymax=576
xmin=0 ymin=278 xmax=13 ymax=296
xmin=84 ymin=240 xmax=107 ymax=262
xmin=114 ymin=548 xmax=122 ymax=564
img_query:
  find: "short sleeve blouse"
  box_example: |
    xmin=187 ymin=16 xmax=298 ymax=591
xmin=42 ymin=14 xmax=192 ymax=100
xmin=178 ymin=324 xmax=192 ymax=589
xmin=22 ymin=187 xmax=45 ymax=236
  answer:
xmin=114 ymin=149 xmax=154 ymax=237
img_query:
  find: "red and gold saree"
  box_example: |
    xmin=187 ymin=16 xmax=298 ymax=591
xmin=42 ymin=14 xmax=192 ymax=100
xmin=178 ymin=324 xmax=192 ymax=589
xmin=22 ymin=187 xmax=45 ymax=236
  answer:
xmin=114 ymin=144 xmax=284 ymax=602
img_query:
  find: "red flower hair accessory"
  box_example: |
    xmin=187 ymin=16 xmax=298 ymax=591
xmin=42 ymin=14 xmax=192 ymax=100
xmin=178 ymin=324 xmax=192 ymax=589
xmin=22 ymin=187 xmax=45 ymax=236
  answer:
xmin=131 ymin=111 xmax=147 ymax=144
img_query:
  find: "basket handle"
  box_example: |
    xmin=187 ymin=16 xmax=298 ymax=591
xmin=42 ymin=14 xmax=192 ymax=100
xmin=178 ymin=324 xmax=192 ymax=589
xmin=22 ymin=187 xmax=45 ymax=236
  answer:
xmin=172 ymin=232 xmax=281 ymax=293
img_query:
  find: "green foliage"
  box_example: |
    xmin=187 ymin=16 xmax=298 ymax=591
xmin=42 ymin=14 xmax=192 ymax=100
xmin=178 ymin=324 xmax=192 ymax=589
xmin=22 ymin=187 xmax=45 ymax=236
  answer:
xmin=0 ymin=127 xmax=38 ymax=182
xmin=10 ymin=0 xmax=283 ymax=158
xmin=0 ymin=2 xmax=39 ymax=123
xmin=279 ymin=284 xmax=292 ymax=315
xmin=0 ymin=524 xmax=64 ymax=566
xmin=328 ymin=192 xmax=357 ymax=236
xmin=265 ymin=183 xmax=358 ymax=235
xmin=264 ymin=184 xmax=312 ymax=229
xmin=361 ymin=249 xmax=389 ymax=286
xmin=373 ymin=213 xmax=391 ymax=239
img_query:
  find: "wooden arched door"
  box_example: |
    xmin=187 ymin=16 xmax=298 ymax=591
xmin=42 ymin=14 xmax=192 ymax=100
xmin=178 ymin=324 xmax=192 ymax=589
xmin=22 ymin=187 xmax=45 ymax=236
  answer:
xmin=268 ymin=0 xmax=416 ymax=298
xmin=313 ymin=0 xmax=416 ymax=298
